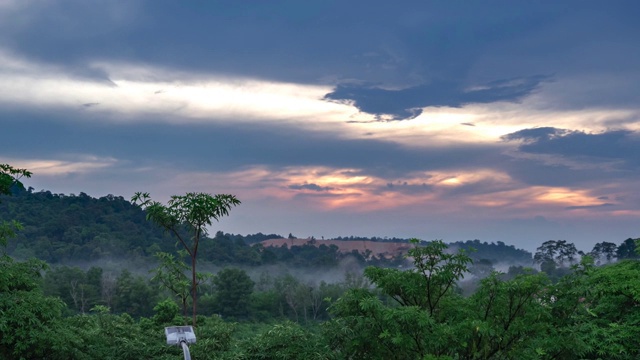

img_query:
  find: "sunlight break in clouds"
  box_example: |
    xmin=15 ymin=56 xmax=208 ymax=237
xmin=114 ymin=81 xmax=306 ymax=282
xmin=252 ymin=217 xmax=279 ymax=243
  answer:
xmin=144 ymin=165 xmax=618 ymax=219
xmin=1 ymin=156 xmax=117 ymax=176
xmin=0 ymin=49 xmax=365 ymax=128
xmin=2 ymin=48 xmax=636 ymax=153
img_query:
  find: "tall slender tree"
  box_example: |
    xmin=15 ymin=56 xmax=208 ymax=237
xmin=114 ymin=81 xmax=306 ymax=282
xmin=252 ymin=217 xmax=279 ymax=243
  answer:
xmin=132 ymin=191 xmax=240 ymax=326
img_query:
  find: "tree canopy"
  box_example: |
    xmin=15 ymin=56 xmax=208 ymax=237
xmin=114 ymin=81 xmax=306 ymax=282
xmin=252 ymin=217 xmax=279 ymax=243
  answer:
xmin=132 ymin=191 xmax=240 ymax=326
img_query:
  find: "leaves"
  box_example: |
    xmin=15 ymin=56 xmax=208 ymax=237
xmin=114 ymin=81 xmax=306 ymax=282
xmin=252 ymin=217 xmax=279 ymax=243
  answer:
xmin=132 ymin=191 xmax=240 ymax=326
xmin=0 ymin=163 xmax=32 ymax=198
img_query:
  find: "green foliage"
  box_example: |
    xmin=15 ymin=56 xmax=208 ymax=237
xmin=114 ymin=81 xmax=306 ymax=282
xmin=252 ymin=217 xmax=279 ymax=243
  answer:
xmin=581 ymin=260 xmax=640 ymax=357
xmin=0 ymin=190 xmax=181 ymax=263
xmin=113 ymin=269 xmax=158 ymax=317
xmin=271 ymin=273 xmax=334 ymax=323
xmin=132 ymin=192 xmax=241 ymax=251
xmin=529 ymin=257 xmax=640 ymax=359
xmin=43 ymin=265 xmax=104 ymax=314
xmin=450 ymin=239 xmax=533 ymax=264
xmin=534 ymin=240 xmax=579 ymax=268
xmin=590 ymin=241 xmax=618 ymax=264
xmin=190 ymin=315 xmax=236 ymax=356
xmin=0 ymin=254 xmax=80 ymax=359
xmin=153 ymin=298 xmax=181 ymax=325
xmin=151 ymin=250 xmax=191 ymax=317
xmin=0 ymin=163 xmax=31 ymax=197
xmin=464 ymin=272 xmax=552 ymax=358
xmin=3 ymin=162 xmax=640 ymax=359
xmin=212 ymin=267 xmax=255 ymax=318
xmin=327 ymin=239 xmax=473 ymax=359
xmin=0 ymin=289 xmax=73 ymax=359
xmin=235 ymin=322 xmax=334 ymax=360
xmin=0 ymin=219 xmax=22 ymax=249
xmin=0 ymin=255 xmax=47 ymax=293
xmin=132 ymin=191 xmax=240 ymax=325
xmin=327 ymin=288 xmax=441 ymax=359
xmin=325 ymin=239 xmax=640 ymax=359
xmin=366 ymin=239 xmax=472 ymax=316
xmin=616 ymin=238 xmax=640 ymax=260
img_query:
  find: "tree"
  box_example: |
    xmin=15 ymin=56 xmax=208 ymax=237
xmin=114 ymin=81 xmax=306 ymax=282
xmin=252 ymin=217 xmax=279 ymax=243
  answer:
xmin=534 ymin=240 xmax=579 ymax=268
xmin=327 ymin=239 xmax=473 ymax=359
xmin=539 ymin=257 xmax=640 ymax=358
xmin=466 ymin=272 xmax=551 ymax=358
xmin=616 ymin=238 xmax=640 ymax=260
xmin=469 ymin=258 xmax=495 ymax=279
xmin=1 ymin=217 xmax=79 ymax=358
xmin=0 ymin=164 xmax=31 ymax=248
xmin=212 ymin=267 xmax=254 ymax=318
xmin=0 ymin=163 xmax=31 ymax=197
xmin=150 ymin=250 xmax=191 ymax=318
xmin=113 ymin=269 xmax=157 ymax=317
xmin=590 ymin=241 xmax=618 ymax=264
xmin=0 ymin=256 xmax=76 ymax=359
xmin=366 ymin=239 xmax=472 ymax=316
xmin=275 ymin=274 xmax=305 ymax=322
xmin=43 ymin=266 xmax=101 ymax=314
xmin=242 ymin=322 xmax=334 ymax=360
xmin=132 ymin=191 xmax=240 ymax=325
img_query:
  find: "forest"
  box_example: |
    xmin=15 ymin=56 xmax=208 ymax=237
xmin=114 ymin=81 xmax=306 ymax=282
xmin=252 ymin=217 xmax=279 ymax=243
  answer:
xmin=2 ymin=163 xmax=640 ymax=359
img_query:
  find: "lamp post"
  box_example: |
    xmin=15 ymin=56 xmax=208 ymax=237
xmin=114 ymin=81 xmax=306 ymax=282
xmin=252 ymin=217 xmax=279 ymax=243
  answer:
xmin=165 ymin=326 xmax=196 ymax=360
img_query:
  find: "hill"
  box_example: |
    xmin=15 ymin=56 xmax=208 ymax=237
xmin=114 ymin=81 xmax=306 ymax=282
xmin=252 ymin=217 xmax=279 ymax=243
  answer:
xmin=1 ymin=187 xmax=532 ymax=267
xmin=261 ymin=237 xmax=533 ymax=264
xmin=0 ymin=189 xmax=178 ymax=263
xmin=261 ymin=238 xmax=412 ymax=259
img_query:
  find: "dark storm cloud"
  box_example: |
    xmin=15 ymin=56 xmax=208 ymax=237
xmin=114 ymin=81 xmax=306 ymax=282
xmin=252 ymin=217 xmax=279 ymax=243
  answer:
xmin=381 ymin=181 xmax=433 ymax=195
xmin=1 ymin=1 xmax=533 ymax=82
xmin=503 ymin=127 xmax=640 ymax=167
xmin=323 ymin=76 xmax=547 ymax=120
xmin=496 ymin=127 xmax=640 ymax=188
xmin=3 ymin=1 xmax=633 ymax=91
xmin=288 ymin=183 xmax=334 ymax=192
xmin=6 ymin=108 xmax=637 ymax=196
xmin=565 ymin=203 xmax=615 ymax=210
xmin=0 ymin=0 xmax=637 ymax=128
xmin=502 ymin=127 xmax=561 ymax=141
xmin=0 ymin=109 xmax=505 ymax=180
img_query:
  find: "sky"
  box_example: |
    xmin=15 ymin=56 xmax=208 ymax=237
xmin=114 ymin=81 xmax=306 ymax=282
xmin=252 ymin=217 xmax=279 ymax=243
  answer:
xmin=1 ymin=1 xmax=639 ymax=252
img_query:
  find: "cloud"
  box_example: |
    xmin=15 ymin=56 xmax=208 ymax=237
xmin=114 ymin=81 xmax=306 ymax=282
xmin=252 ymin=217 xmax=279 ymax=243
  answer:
xmin=0 ymin=51 xmax=350 ymax=125
xmin=503 ymin=127 xmax=640 ymax=168
xmin=0 ymin=156 xmax=118 ymax=176
xmin=2 ymin=0 xmax=640 ymax=251
xmin=565 ymin=203 xmax=615 ymax=210
xmin=0 ymin=108 xmax=509 ymax=179
xmin=323 ymin=76 xmax=548 ymax=120
xmin=501 ymin=127 xmax=564 ymax=142
xmin=288 ymin=183 xmax=334 ymax=192
xmin=383 ymin=181 xmax=433 ymax=195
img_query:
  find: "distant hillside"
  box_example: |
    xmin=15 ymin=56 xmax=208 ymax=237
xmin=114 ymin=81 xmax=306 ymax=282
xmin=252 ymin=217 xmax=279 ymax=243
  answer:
xmin=0 ymin=188 xmax=284 ymax=266
xmin=450 ymin=239 xmax=533 ymax=264
xmin=0 ymin=189 xmax=179 ymax=263
xmin=262 ymin=237 xmax=533 ymax=264
xmin=261 ymin=238 xmax=413 ymax=259
xmin=1 ymin=187 xmax=532 ymax=267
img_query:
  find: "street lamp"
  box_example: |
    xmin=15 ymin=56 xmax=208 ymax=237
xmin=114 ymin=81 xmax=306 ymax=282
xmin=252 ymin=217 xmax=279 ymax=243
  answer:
xmin=165 ymin=326 xmax=196 ymax=360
